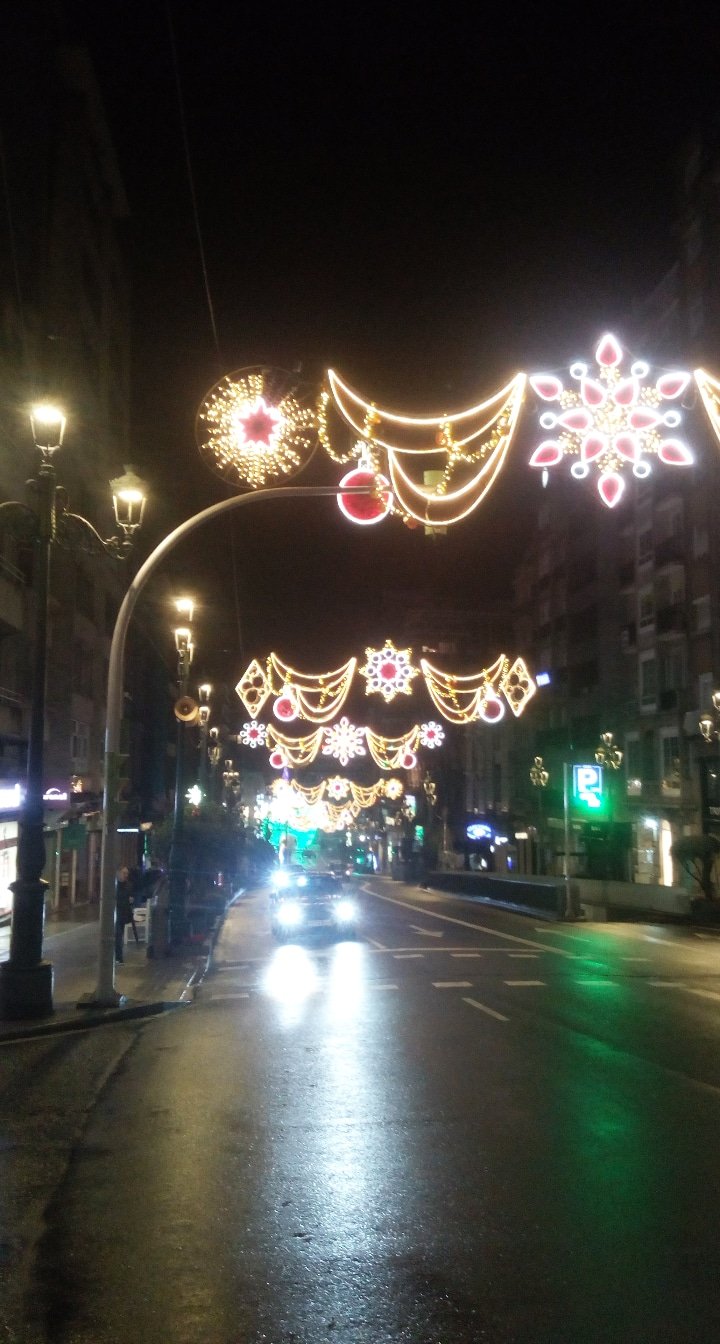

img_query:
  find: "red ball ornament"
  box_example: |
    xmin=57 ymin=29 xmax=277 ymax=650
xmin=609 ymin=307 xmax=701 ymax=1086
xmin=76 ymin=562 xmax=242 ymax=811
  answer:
xmin=337 ymin=468 xmax=392 ymax=526
xmin=401 ymin=750 xmax=417 ymax=769
xmin=273 ymin=691 xmax=298 ymax=722
xmin=269 ymin=749 xmax=286 ymax=769
xmin=479 ymin=693 xmax=505 ymax=723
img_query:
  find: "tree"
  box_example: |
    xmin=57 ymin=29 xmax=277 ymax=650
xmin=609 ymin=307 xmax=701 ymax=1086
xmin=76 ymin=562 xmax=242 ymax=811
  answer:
xmin=670 ymin=833 xmax=720 ymax=902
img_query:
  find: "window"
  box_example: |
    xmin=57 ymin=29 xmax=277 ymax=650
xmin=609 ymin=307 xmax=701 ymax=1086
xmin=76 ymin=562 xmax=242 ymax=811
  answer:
xmin=71 ymin=720 xmax=89 ymax=770
xmin=638 ymin=586 xmax=655 ymax=629
xmin=694 ymin=595 xmax=711 ymax=634
xmin=661 ymin=645 xmax=686 ymax=692
xmin=660 ymin=732 xmax=681 ymax=793
xmin=640 ymin=652 xmax=657 ymax=707
xmin=625 ymin=734 xmax=642 ymax=794
xmin=638 ymin=528 xmax=653 ymax=562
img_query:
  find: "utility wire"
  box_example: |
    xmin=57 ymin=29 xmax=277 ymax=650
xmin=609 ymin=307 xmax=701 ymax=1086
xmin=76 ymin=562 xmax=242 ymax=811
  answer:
xmin=165 ymin=1 xmax=223 ymax=364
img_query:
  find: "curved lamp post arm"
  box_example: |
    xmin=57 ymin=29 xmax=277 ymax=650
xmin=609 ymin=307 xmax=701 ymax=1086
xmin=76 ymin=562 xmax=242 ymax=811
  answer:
xmin=83 ymin=483 xmax=370 ymax=1007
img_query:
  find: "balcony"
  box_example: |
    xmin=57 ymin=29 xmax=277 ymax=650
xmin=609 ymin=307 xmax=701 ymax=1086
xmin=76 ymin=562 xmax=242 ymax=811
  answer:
xmin=656 ymin=604 xmax=686 ymax=637
xmin=654 ymin=536 xmax=685 ymax=568
xmin=621 ymin=621 xmax=637 ymax=650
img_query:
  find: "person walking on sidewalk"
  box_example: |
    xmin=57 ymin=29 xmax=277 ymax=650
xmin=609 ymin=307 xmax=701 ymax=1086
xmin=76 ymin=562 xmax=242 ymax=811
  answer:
xmin=115 ymin=866 xmax=136 ymax=962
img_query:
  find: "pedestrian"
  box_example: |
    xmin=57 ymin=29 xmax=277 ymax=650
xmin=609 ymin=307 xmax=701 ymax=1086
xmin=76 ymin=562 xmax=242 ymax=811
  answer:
xmin=115 ymin=865 xmax=135 ymax=962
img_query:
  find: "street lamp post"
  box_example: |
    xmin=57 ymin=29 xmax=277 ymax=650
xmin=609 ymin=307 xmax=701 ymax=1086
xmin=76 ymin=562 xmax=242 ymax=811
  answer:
xmin=699 ymin=694 xmax=720 ymax=835
xmin=168 ymin=601 xmax=195 ymax=948
xmin=208 ymin=726 xmax=222 ymax=803
xmin=197 ymin=683 xmax=212 ymax=800
xmin=81 ymin=482 xmax=371 ymax=1010
xmin=529 ymin=755 xmax=549 ymax=874
xmin=0 ymin=406 xmax=146 ymax=1018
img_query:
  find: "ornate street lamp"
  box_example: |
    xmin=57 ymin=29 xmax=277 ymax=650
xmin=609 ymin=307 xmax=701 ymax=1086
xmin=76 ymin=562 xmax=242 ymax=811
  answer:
xmin=0 ymin=408 xmax=146 ymax=1019
xmin=168 ymin=599 xmax=196 ymax=947
xmin=595 ymin=731 xmax=623 ymax=770
xmin=197 ymin=683 xmax=212 ymax=800
xmin=529 ymin=755 xmax=549 ymax=874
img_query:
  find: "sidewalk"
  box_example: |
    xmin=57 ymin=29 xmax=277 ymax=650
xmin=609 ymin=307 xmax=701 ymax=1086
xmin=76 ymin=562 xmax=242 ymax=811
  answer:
xmin=0 ymin=904 xmax=204 ymax=1043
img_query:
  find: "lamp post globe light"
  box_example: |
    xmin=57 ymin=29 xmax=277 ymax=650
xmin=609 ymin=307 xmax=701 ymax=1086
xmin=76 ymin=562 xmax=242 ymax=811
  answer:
xmin=167 ymin=599 xmax=198 ymax=948
xmin=0 ymin=407 xmax=147 ymax=1020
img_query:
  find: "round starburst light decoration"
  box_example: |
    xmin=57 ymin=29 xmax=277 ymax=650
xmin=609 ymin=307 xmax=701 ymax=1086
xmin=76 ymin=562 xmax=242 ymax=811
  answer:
xmin=361 ymin=640 xmax=419 ymax=702
xmin=196 ymin=366 xmax=318 ymax=490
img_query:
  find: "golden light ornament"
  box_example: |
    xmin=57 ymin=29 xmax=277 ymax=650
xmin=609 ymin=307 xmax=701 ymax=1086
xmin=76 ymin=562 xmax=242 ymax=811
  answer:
xmin=196 ymin=366 xmax=319 ymax=490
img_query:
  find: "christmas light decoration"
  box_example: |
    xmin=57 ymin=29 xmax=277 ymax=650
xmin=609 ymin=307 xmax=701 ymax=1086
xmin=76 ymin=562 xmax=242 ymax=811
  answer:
xmin=322 ymin=717 xmax=367 ymax=766
xmin=419 ymin=721 xmax=445 ymax=748
xmin=196 ymin=367 xmax=318 ymax=489
xmin=360 ymin=639 xmax=419 ymax=701
xmin=266 ymin=725 xmax=325 ymax=767
xmin=337 ymin=466 xmax=393 ymax=526
xmin=238 ymin=720 xmax=267 ymax=748
xmin=421 ymin=655 xmax=536 ymax=723
xmin=384 ymin=777 xmax=405 ymax=800
xmin=326 ymin=776 xmax=351 ymax=801
xmin=235 ymin=658 xmax=272 ymax=718
xmin=365 ymin=725 xmax=420 ymax=771
xmin=529 ymin=334 xmax=693 ymax=508
xmin=695 ymin=368 xmax=720 ymax=451
xmin=326 ymin=368 xmax=526 ymax=526
xmin=267 ymin=652 xmax=357 ymax=723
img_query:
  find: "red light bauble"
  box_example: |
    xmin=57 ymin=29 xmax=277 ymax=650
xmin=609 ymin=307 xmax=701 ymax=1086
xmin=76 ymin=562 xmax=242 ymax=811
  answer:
xmin=273 ymin=692 xmax=298 ymax=722
xmin=269 ymin=749 xmax=286 ymax=769
xmin=337 ymin=468 xmax=392 ymax=526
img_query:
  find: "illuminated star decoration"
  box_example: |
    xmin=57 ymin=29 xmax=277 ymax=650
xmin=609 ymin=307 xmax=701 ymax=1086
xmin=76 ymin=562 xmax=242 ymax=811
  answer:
xmin=529 ymin=333 xmax=692 ymax=509
xmin=239 ymin=720 xmax=267 ymax=748
xmin=321 ymin=717 xmax=367 ymax=767
xmin=419 ymin=721 xmax=445 ymax=748
xmin=326 ymin=776 xmax=351 ymax=801
xmin=360 ymin=640 xmax=419 ymax=702
xmin=196 ymin=369 xmax=317 ymax=489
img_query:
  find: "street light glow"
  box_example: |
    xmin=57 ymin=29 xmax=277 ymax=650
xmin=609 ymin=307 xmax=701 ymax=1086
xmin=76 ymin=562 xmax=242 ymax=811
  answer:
xmin=30 ymin=403 xmax=66 ymax=451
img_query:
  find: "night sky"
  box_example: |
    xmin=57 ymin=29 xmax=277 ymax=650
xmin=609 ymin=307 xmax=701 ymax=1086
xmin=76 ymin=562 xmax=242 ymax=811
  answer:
xmin=59 ymin=1 xmax=720 ymax=677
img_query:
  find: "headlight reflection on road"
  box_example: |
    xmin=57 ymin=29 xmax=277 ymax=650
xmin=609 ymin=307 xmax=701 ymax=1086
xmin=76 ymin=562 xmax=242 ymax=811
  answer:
xmin=262 ymin=945 xmax=320 ymax=1025
xmin=326 ymin=940 xmax=366 ymax=1022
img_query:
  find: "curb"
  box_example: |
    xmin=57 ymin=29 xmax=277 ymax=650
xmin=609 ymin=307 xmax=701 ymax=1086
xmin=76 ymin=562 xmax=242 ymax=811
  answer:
xmin=0 ymin=996 xmax=188 ymax=1045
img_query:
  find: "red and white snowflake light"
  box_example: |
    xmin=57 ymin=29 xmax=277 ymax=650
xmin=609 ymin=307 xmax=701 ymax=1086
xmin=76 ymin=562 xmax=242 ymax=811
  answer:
xmin=326 ymin=776 xmax=351 ymax=801
xmin=239 ymin=720 xmax=267 ymax=749
xmin=529 ymin=333 xmax=692 ymax=508
xmin=360 ymin=640 xmax=419 ymax=702
xmin=321 ymin=717 xmax=367 ymax=767
xmin=419 ymin=721 xmax=445 ymax=749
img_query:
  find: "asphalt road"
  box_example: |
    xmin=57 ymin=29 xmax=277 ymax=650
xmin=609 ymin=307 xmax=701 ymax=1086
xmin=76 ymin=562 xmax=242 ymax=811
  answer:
xmin=3 ymin=878 xmax=720 ymax=1343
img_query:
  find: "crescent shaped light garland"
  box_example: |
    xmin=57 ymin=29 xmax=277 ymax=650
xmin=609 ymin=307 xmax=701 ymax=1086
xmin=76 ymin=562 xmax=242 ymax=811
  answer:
xmin=695 ymin=369 xmax=720 ymax=450
xmin=325 ymin=368 xmax=526 ymax=526
xmin=420 ymin=655 xmax=536 ymax=723
xmin=267 ymin=652 xmax=357 ymax=724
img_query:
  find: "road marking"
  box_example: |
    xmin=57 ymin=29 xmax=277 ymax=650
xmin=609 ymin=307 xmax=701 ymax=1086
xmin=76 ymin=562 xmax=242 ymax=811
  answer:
xmin=508 ymin=952 xmax=539 ymax=958
xmin=432 ymin=980 xmax=472 ymax=989
xmin=376 ymin=983 xmax=399 ymax=990
xmin=686 ymin=987 xmax=720 ymax=1002
xmin=533 ymin=928 xmax=595 ymax=944
xmin=622 ymin=956 xmax=650 ymax=962
xmin=451 ymin=952 xmax=482 ymax=959
xmin=366 ymin=889 xmax=576 ymax=956
xmin=504 ymin=980 xmax=545 ymax=987
xmin=409 ymin=925 xmax=443 ymax=938
xmin=393 ymin=953 xmax=424 ymax=959
xmin=366 ymin=936 xmax=388 ymax=950
xmin=648 ymin=980 xmax=720 ymax=1004
xmin=210 ymin=992 xmax=249 ymax=1001
xmin=462 ymin=996 xmax=509 ymax=1022
xmin=647 ymin=980 xmax=684 ymax=988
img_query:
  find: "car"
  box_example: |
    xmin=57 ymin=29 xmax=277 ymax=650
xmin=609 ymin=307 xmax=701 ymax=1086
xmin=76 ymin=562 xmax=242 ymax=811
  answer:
xmin=270 ymin=870 xmax=359 ymax=941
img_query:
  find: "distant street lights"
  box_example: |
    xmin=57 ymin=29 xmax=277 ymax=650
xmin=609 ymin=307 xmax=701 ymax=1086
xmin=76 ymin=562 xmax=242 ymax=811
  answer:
xmin=0 ymin=405 xmax=146 ymax=1020
xmin=168 ymin=598 xmax=196 ymax=947
xmin=595 ymin=731 xmax=623 ymax=771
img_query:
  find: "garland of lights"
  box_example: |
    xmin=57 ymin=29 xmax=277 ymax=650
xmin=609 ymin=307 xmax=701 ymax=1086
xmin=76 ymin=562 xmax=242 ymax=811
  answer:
xmin=365 ymin=725 xmax=420 ymax=771
xmin=236 ymin=645 xmax=536 ymax=729
xmin=275 ymin=776 xmax=405 ymax=809
xmin=420 ymin=655 xmax=536 ymax=723
xmin=326 ymin=368 xmax=526 ymax=526
xmin=267 ymin=652 xmax=357 ymax=724
xmin=266 ymin=725 xmax=325 ymax=768
xmin=695 ymin=369 xmax=720 ymax=451
xmin=263 ymin=720 xmax=445 ymax=770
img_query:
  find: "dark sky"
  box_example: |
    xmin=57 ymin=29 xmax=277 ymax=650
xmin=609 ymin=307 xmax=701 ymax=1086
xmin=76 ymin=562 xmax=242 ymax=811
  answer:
xmin=62 ymin=0 xmax=720 ymax=678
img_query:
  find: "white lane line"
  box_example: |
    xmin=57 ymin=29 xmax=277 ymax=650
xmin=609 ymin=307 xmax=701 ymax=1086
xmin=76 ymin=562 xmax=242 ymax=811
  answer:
xmin=366 ymin=936 xmax=388 ymax=950
xmin=451 ymin=952 xmax=482 ymax=959
xmin=410 ymin=925 xmax=443 ymax=938
xmin=648 ymin=980 xmax=720 ymax=1004
xmin=686 ymin=988 xmax=720 ymax=1002
xmin=393 ymin=953 xmax=424 ymax=959
xmin=210 ymin=992 xmax=250 ymax=1001
xmin=622 ymin=957 xmax=650 ymax=962
xmin=376 ymin=983 xmax=399 ymax=990
xmin=643 ymin=935 xmax=668 ymax=944
xmin=432 ymin=981 xmax=472 ymax=989
xmin=533 ymin=928 xmax=596 ymax=943
xmin=366 ymin=889 xmax=576 ymax=957
xmin=647 ymin=980 xmax=684 ymax=988
xmin=462 ymin=996 xmax=509 ymax=1022
xmin=504 ymin=980 xmax=545 ymax=987
xmin=508 ymin=952 xmax=539 ymax=958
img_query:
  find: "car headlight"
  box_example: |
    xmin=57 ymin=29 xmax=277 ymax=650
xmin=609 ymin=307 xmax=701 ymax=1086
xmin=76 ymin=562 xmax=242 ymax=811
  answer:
xmin=275 ymin=871 xmax=291 ymax=890
xmin=334 ymin=899 xmax=357 ymax=923
xmin=277 ymin=900 xmax=303 ymax=927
